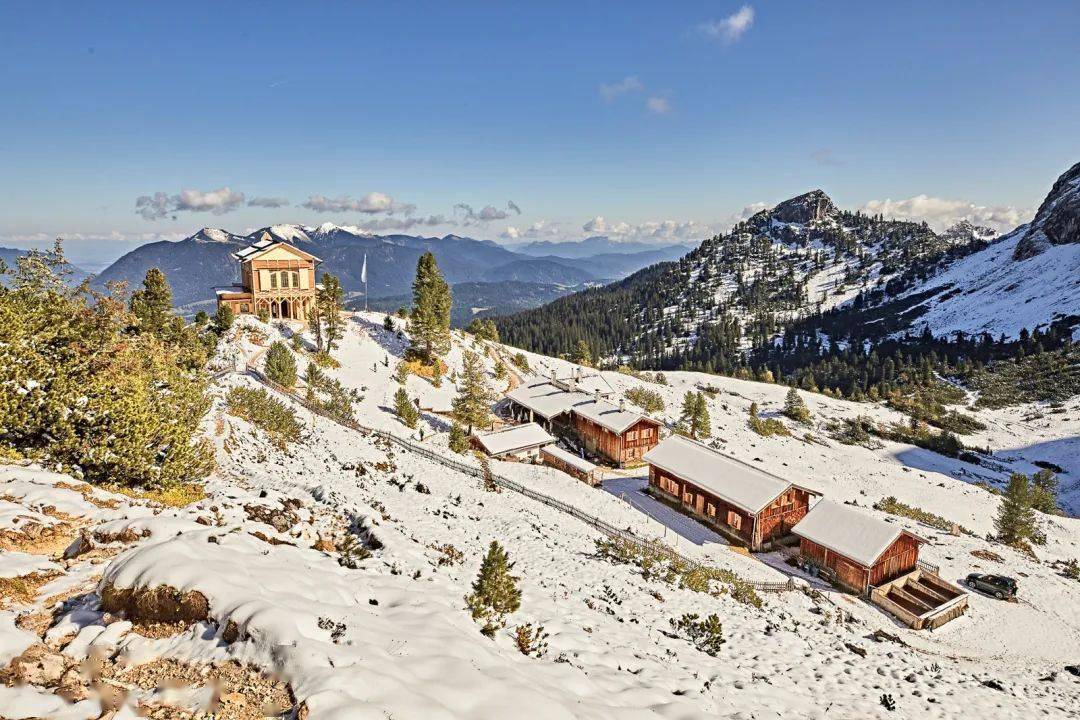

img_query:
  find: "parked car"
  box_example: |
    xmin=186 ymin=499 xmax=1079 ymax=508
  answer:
xmin=965 ymin=573 xmax=1017 ymax=599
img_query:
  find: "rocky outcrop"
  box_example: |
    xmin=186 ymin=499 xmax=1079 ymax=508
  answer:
xmin=1014 ymin=161 xmax=1080 ymax=260
xmin=769 ymin=189 xmax=839 ymax=225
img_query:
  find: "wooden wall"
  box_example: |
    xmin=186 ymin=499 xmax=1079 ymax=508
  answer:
xmin=572 ymin=416 xmax=659 ymax=466
xmin=869 ymin=533 xmax=920 ymax=587
xmin=800 ymin=538 xmax=871 ymax=593
xmin=756 ymin=488 xmax=812 ymax=546
xmin=649 ymin=466 xmax=755 ymax=545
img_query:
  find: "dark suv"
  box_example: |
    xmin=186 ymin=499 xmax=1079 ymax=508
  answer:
xmin=965 ymin=573 xmax=1017 ymax=599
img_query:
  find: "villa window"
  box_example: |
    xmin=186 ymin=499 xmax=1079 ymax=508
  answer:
xmin=241 ymin=303 xmax=249 ymax=313
xmin=291 ymin=272 xmax=300 ymax=287
xmin=270 ymin=273 xmax=278 ymax=289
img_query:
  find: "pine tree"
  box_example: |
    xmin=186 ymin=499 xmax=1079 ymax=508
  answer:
xmin=569 ymin=339 xmax=593 ymax=367
xmin=130 ymin=268 xmax=174 ymax=336
xmin=394 ymin=387 xmax=419 ymax=429
xmin=308 ymin=301 xmax=324 ymax=353
xmin=214 ymin=304 xmax=234 ymax=334
xmin=452 ymin=350 xmax=492 ymax=433
xmin=448 ymin=422 xmax=469 ymax=453
xmin=679 ymin=391 xmax=711 ymax=439
xmin=465 ymin=540 xmax=521 ymax=635
xmin=995 ymin=473 xmax=1039 ymax=547
xmin=265 ymin=341 xmax=297 ymax=388
xmin=410 ymin=252 xmax=452 ymax=361
xmin=318 ymin=273 xmax=344 ymax=352
xmin=1030 ymin=469 xmax=1060 ymax=514
xmin=782 ymin=386 xmax=812 ymax=423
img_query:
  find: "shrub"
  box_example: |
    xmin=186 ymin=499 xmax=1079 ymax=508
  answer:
xmin=511 ymin=352 xmax=530 ymax=372
xmin=669 ymin=613 xmax=725 ymax=656
xmin=257 ymin=307 xmax=271 ymax=323
xmin=748 ymin=403 xmax=790 ymax=437
xmin=782 ymin=387 xmax=812 ymax=423
xmin=264 ymin=341 xmax=297 ymax=388
xmin=213 ymin=304 xmax=234 ymax=333
xmin=874 ymin=496 xmax=973 ymax=535
xmin=514 ymin=623 xmax=549 ymax=658
xmin=625 ymin=387 xmax=666 ymax=414
xmin=448 ymin=423 xmax=469 ymax=453
xmin=226 ymin=386 xmax=302 ymax=448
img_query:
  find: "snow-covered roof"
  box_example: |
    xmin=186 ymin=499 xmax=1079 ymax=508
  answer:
xmin=643 ymin=435 xmax=808 ymax=514
xmin=232 ymin=234 xmax=322 ymax=263
xmin=792 ymin=500 xmax=925 ymax=568
xmin=541 ymin=445 xmax=598 ymax=474
xmin=554 ymin=372 xmax=614 ymax=397
xmin=507 ymin=382 xmax=590 ymax=420
xmin=571 ymin=397 xmax=653 ymax=435
xmin=474 ymin=423 xmax=554 ymax=456
xmin=215 ymin=286 xmax=247 ymax=296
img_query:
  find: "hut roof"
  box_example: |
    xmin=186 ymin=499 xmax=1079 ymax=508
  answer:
xmin=643 ymin=435 xmax=812 ymax=514
xmin=473 ymin=423 xmax=554 ymax=457
xmin=792 ymin=500 xmax=925 ymax=567
xmin=541 ymin=445 xmax=598 ymax=474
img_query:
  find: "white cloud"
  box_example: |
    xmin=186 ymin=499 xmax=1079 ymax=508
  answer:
xmin=582 ymin=216 xmax=723 ymax=243
xmin=501 ymin=220 xmax=561 ymax=241
xmin=699 ymin=5 xmax=755 ymax=43
xmin=454 ymin=201 xmax=522 ymax=225
xmin=248 ymin=196 xmax=290 ymax=208
xmin=301 ymin=192 xmax=415 ymax=215
xmin=353 ymin=215 xmax=450 ymax=233
xmin=599 ymin=75 xmax=644 ymax=102
xmin=859 ymin=195 xmax=1032 ymax=234
xmin=135 ymin=187 xmax=245 ymax=220
xmin=646 ymin=96 xmax=671 ymax=115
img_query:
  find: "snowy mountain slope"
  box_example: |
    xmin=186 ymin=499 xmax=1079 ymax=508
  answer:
xmin=901 ymin=224 xmax=1080 ymax=340
xmin=3 ymin=313 xmax=1080 ymax=719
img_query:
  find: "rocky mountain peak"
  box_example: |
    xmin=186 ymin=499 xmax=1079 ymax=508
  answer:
xmin=1014 ymin=161 xmax=1080 ymax=260
xmin=191 ymin=228 xmax=238 ymax=244
xmin=769 ymin=189 xmax=838 ymax=225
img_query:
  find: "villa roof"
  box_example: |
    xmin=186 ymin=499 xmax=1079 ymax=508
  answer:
xmin=506 ymin=381 xmax=591 ymax=420
xmin=232 ymin=234 xmax=322 ymax=263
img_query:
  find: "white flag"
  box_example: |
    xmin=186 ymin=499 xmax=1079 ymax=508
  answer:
xmin=360 ymin=253 xmax=368 ymax=284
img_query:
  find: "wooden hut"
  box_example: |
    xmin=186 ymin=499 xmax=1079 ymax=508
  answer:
xmin=643 ymin=435 xmax=818 ymax=550
xmin=570 ymin=396 xmax=660 ymax=467
xmin=471 ymin=423 xmax=554 ymax=461
xmin=541 ymin=445 xmax=603 ymax=486
xmin=792 ymin=500 xmax=927 ymax=595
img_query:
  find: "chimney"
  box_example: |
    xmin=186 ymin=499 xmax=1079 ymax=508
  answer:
xmin=594 ymin=390 xmax=601 ymax=403
xmin=619 ymin=399 xmax=626 ymax=412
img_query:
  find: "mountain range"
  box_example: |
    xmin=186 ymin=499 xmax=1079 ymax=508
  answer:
xmin=88 ymin=224 xmax=692 ymax=313
xmin=496 ymin=161 xmax=1080 ymax=369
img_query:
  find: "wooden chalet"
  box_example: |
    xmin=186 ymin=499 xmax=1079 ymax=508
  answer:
xmin=505 ymin=375 xmax=659 ymax=467
xmin=471 ymin=423 xmax=554 ymax=461
xmin=792 ymin=500 xmax=927 ymax=595
xmin=643 ymin=435 xmax=819 ymax=550
xmin=217 ymin=232 xmax=322 ymax=322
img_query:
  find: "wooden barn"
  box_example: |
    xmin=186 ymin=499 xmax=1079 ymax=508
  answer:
xmin=541 ymin=445 xmax=603 ymax=486
xmin=505 ymin=380 xmax=659 ymax=467
xmin=570 ymin=396 xmax=660 ymax=467
xmin=471 ymin=423 xmax=554 ymax=461
xmin=642 ymin=435 xmax=819 ymax=550
xmin=792 ymin=500 xmax=927 ymax=595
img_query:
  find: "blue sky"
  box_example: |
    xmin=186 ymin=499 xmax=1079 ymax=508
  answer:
xmin=1 ymin=1 xmax=1078 ymax=265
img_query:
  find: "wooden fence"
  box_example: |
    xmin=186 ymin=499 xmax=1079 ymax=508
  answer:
xmin=242 ymin=364 xmax=795 ymax=593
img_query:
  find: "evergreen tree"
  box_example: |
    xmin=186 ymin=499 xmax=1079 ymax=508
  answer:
xmin=394 ymin=387 xmax=419 ymax=429
xmin=467 ymin=318 xmax=499 ymax=343
xmin=452 ymin=350 xmax=492 ymax=433
xmin=318 ymin=273 xmax=344 ymax=352
xmin=383 ymin=314 xmax=395 ymax=331
xmin=130 ymin=268 xmax=173 ymax=336
xmin=569 ymin=339 xmax=593 ymax=367
xmin=679 ymin=391 xmax=711 ymax=439
xmin=1030 ymin=469 xmax=1060 ymax=515
xmin=213 ymin=303 xmax=234 ymax=334
xmin=465 ymin=540 xmax=521 ymax=635
xmin=448 ymin=422 xmax=468 ymax=453
xmin=995 ymin=473 xmax=1039 ymax=547
xmin=265 ymin=341 xmax=297 ymax=388
xmin=0 ymin=241 xmax=212 ymax=489
xmin=410 ymin=252 xmax=452 ymax=360
xmin=308 ymin=301 xmax=324 ymax=352
xmin=782 ymin=386 xmax=812 ymax=423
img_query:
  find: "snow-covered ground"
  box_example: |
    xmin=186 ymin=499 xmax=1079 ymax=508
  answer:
xmin=2 ymin=312 xmax=1079 ymax=718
